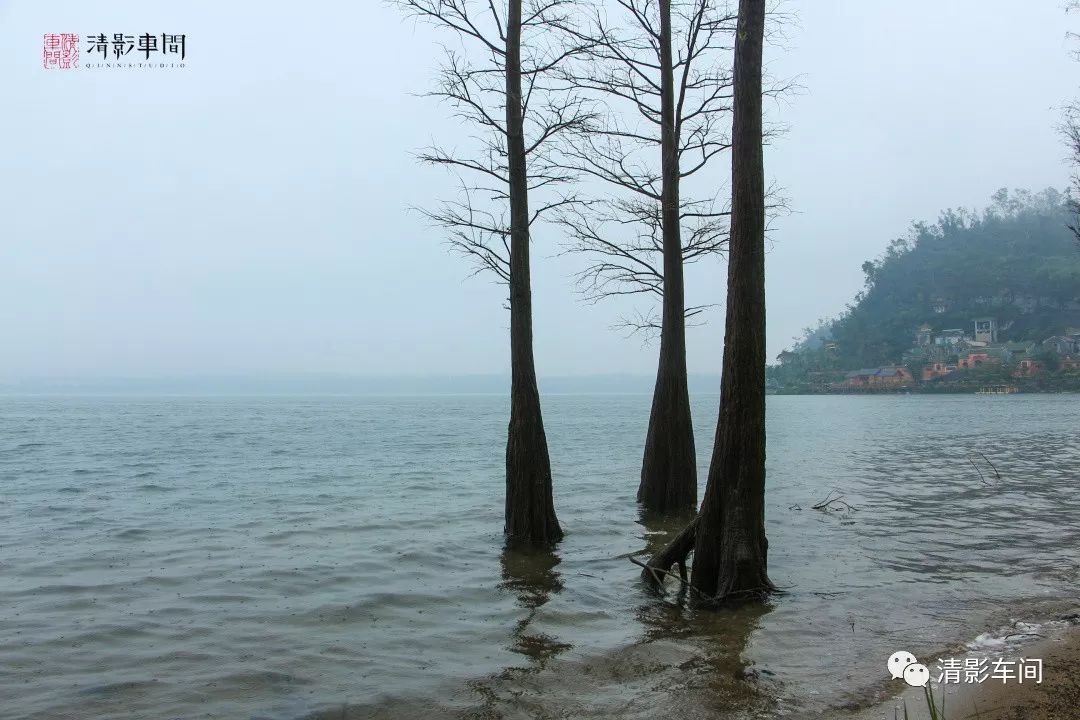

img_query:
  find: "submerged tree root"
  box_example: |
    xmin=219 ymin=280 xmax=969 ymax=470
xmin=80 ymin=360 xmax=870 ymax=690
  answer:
xmin=635 ymin=516 xmax=783 ymax=604
xmin=637 ymin=516 xmax=699 ymax=589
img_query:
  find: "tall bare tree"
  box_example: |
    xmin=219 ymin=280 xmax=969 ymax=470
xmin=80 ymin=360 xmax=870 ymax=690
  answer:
xmin=1064 ymin=104 xmax=1080 ymax=242
xmin=639 ymin=0 xmax=773 ymax=600
xmin=396 ymin=0 xmax=589 ymax=547
xmin=554 ymin=0 xmax=739 ymax=515
xmin=690 ymin=0 xmax=774 ymax=599
xmin=1066 ymin=2 xmax=1080 ymax=242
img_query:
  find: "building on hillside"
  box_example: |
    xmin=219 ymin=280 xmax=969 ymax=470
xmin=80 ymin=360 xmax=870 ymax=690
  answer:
xmin=957 ymin=350 xmax=1002 ymax=369
xmin=840 ymin=369 xmax=878 ymax=388
xmin=1013 ymin=358 xmax=1046 ymax=377
xmin=1061 ymin=355 xmax=1080 ymax=372
xmin=915 ymin=324 xmax=933 ymax=347
xmin=974 ymin=317 xmax=998 ymax=344
xmin=922 ymin=362 xmax=957 ymax=381
xmin=838 ymin=366 xmax=914 ymax=389
xmin=935 ymin=329 xmax=966 ymax=346
xmin=1043 ymin=335 xmax=1080 ymax=356
xmin=876 ymin=366 xmax=914 ymax=384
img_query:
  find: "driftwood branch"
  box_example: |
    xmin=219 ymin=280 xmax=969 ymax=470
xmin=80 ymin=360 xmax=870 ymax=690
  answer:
xmin=976 ymin=451 xmax=1001 ymax=481
xmin=629 ymin=554 xmax=709 ymax=599
xmin=969 ymin=458 xmax=988 ymax=486
xmin=811 ymin=490 xmax=857 ymax=512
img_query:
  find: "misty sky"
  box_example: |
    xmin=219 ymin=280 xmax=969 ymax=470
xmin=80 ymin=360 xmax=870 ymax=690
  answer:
xmin=1 ymin=1 xmax=1076 ymax=381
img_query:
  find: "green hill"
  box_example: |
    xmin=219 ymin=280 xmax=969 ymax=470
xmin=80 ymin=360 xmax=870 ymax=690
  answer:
xmin=771 ymin=188 xmax=1080 ymax=391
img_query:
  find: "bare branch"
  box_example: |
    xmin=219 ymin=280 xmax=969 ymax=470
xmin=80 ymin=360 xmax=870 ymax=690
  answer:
xmin=545 ymin=0 xmax=741 ymax=324
xmin=395 ymin=0 xmax=594 ymax=282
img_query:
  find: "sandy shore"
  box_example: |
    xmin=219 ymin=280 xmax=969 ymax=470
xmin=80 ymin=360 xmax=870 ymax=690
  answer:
xmin=847 ymin=619 xmax=1080 ymax=720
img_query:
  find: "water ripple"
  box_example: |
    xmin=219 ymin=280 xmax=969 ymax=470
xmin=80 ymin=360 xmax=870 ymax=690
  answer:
xmin=0 ymin=394 xmax=1076 ymax=719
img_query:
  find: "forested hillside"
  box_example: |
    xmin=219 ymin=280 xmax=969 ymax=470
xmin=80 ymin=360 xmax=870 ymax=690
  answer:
xmin=775 ymin=188 xmax=1080 ymax=376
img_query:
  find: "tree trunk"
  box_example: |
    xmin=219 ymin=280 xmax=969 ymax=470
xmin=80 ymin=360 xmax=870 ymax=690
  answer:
xmin=691 ymin=0 xmax=774 ymax=599
xmin=637 ymin=0 xmax=697 ymax=516
xmin=504 ymin=0 xmax=562 ymax=548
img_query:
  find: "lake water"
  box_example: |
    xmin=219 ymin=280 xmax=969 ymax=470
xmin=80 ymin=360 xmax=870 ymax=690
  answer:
xmin=1 ymin=394 xmax=1078 ymax=719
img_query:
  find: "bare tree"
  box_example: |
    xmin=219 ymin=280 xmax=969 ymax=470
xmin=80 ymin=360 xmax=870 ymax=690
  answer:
xmin=1065 ymin=102 xmax=1080 ymax=242
xmin=395 ymin=0 xmax=589 ymax=547
xmin=641 ymin=0 xmax=773 ymax=600
xmin=690 ymin=0 xmax=774 ymax=599
xmin=556 ymin=196 xmax=729 ymax=333
xmin=553 ymin=0 xmax=740 ymax=516
xmin=1066 ymin=1 xmax=1080 ymax=242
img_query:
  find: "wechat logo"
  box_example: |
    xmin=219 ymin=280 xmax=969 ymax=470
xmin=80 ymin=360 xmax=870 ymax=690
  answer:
xmin=888 ymin=650 xmax=930 ymax=687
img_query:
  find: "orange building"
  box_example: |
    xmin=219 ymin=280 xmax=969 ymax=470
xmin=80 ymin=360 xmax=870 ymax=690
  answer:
xmin=922 ymin=362 xmax=956 ymax=381
xmin=867 ymin=366 xmax=914 ymax=386
xmin=1013 ymin=358 xmax=1045 ymax=377
xmin=957 ymin=351 xmax=1001 ymax=369
xmin=840 ymin=366 xmax=914 ymax=388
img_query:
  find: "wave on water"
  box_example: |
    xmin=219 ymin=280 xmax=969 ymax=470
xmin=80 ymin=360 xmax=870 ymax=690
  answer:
xmin=966 ymin=614 xmax=1080 ymax=653
xmin=114 ymin=527 xmax=151 ymax=539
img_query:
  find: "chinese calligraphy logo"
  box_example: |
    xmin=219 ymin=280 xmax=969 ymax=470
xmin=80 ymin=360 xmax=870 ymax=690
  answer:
xmin=43 ymin=33 xmax=187 ymax=69
xmin=42 ymin=34 xmax=79 ymax=69
xmin=84 ymin=33 xmax=186 ymax=60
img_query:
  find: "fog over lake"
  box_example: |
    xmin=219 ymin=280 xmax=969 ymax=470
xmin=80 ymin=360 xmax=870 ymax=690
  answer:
xmin=0 ymin=0 xmax=1075 ymax=382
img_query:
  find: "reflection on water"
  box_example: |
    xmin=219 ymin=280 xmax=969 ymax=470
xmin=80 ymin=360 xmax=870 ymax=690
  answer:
xmin=498 ymin=548 xmax=570 ymax=668
xmin=637 ymin=508 xmax=697 ymax=558
xmin=2 ymin=394 xmax=1079 ymax=719
xmin=636 ymin=587 xmax=777 ymax=717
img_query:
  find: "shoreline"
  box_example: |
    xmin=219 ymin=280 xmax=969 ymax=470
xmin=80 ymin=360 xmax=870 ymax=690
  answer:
xmin=843 ymin=609 xmax=1080 ymax=720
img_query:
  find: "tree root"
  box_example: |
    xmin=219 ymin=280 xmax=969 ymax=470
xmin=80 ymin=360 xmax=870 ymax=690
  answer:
xmin=634 ymin=516 xmax=790 ymax=604
xmin=637 ymin=515 xmax=699 ymax=589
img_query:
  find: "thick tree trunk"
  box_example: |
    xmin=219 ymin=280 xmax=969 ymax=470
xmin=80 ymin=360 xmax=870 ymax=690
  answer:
xmin=504 ymin=0 xmax=562 ymax=548
xmin=691 ymin=0 xmax=774 ymax=600
xmin=637 ymin=0 xmax=697 ymax=516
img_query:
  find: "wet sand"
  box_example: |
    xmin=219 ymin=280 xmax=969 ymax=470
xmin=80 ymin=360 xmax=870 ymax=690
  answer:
xmin=848 ymin=617 xmax=1080 ymax=720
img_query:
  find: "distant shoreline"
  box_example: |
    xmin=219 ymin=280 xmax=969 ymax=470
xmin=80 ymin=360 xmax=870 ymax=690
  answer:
xmin=771 ymin=376 xmax=1080 ymax=395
